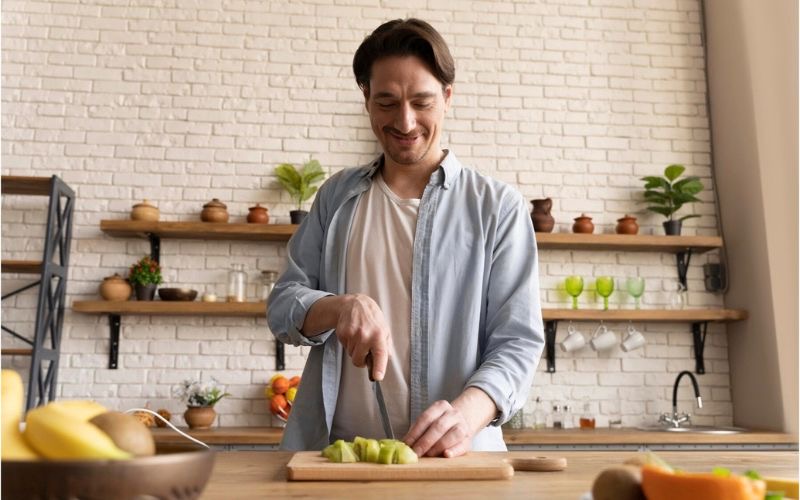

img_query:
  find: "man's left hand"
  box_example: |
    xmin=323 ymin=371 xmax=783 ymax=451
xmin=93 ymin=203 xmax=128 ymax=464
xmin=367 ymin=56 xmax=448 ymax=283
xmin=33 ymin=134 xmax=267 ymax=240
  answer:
xmin=403 ymin=387 xmax=497 ymax=458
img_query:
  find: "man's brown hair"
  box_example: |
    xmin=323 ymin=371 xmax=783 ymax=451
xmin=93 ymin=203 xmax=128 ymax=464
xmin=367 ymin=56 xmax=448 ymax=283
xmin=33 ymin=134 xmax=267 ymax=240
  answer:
xmin=353 ymin=18 xmax=455 ymax=96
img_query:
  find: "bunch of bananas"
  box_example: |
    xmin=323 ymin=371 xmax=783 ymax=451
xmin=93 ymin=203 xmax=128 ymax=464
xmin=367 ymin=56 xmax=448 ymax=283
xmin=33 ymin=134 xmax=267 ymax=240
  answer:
xmin=1 ymin=369 xmax=153 ymax=461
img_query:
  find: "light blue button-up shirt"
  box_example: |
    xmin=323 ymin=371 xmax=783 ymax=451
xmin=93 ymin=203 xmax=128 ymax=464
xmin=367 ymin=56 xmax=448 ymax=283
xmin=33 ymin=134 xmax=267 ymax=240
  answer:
xmin=267 ymin=151 xmax=544 ymax=451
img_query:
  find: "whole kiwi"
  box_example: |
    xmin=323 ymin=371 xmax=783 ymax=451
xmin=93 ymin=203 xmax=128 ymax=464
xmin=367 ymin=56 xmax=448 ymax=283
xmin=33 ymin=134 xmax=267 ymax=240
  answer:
xmin=591 ymin=465 xmax=646 ymax=500
xmin=90 ymin=411 xmax=156 ymax=457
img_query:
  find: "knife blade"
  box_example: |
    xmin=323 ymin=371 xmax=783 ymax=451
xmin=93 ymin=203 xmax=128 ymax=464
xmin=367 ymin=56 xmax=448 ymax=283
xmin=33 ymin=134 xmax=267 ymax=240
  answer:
xmin=366 ymin=352 xmax=395 ymax=440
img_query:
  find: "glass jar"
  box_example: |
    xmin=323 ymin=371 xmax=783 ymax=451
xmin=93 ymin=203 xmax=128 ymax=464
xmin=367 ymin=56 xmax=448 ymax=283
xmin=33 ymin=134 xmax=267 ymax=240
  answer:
xmin=579 ymin=401 xmax=596 ymax=429
xmin=533 ymin=397 xmax=546 ymax=430
xmin=227 ymin=263 xmax=246 ymax=302
xmin=260 ymin=270 xmax=279 ymax=301
xmin=668 ymin=281 xmax=688 ymax=310
xmin=562 ymin=405 xmax=572 ymax=429
xmin=551 ymin=404 xmax=563 ymax=429
xmin=505 ymin=410 xmax=524 ymax=430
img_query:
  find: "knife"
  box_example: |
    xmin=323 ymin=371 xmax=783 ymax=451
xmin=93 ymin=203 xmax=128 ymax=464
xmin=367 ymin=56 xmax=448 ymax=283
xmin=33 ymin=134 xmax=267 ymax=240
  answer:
xmin=366 ymin=352 xmax=395 ymax=440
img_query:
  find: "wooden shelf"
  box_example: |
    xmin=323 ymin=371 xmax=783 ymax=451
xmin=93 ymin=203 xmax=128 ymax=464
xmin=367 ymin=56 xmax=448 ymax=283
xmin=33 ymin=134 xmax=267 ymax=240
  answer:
xmin=1 ymin=176 xmax=53 ymax=196
xmin=535 ymin=233 xmax=722 ymax=253
xmin=0 ymin=348 xmax=33 ymax=356
xmin=542 ymin=308 xmax=747 ymax=322
xmin=1 ymin=260 xmax=42 ymax=274
xmin=100 ymin=220 xmax=295 ymax=241
xmin=72 ymin=300 xmax=265 ymax=317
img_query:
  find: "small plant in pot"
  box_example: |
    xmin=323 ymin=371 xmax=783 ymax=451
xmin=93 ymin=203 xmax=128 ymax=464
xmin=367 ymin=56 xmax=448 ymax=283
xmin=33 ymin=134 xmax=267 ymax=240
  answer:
xmin=127 ymin=255 xmax=163 ymax=301
xmin=642 ymin=164 xmax=704 ymax=235
xmin=274 ymin=159 xmax=326 ymax=224
xmin=174 ymin=378 xmax=230 ymax=430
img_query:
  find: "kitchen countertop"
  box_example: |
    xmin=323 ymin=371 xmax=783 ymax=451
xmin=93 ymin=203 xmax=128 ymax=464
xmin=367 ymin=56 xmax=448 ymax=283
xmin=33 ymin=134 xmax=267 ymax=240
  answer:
xmin=199 ymin=450 xmax=799 ymax=500
xmin=151 ymin=426 xmax=798 ymax=449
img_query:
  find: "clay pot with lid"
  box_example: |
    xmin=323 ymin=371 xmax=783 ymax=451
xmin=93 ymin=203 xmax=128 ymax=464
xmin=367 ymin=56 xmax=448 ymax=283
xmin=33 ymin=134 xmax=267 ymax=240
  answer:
xmin=99 ymin=274 xmax=132 ymax=301
xmin=616 ymin=214 xmax=639 ymax=235
xmin=130 ymin=200 xmax=159 ymax=222
xmin=201 ymin=199 xmax=229 ymax=223
xmin=572 ymin=213 xmax=595 ymax=234
xmin=247 ymin=204 xmax=269 ymax=224
xmin=530 ymin=198 xmax=555 ymax=233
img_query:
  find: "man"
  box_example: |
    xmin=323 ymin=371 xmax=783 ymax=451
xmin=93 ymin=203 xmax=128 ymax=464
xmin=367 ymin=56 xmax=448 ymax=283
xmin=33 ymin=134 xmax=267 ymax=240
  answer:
xmin=267 ymin=18 xmax=543 ymax=458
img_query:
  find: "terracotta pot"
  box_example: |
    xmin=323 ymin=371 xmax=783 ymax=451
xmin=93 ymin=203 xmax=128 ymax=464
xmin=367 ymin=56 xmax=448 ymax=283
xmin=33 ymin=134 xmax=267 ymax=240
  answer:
xmin=201 ymin=199 xmax=229 ymax=223
xmin=130 ymin=200 xmax=159 ymax=222
xmin=572 ymin=213 xmax=594 ymax=234
xmin=530 ymin=198 xmax=555 ymax=233
xmin=134 ymin=283 xmax=157 ymax=301
xmin=290 ymin=210 xmax=308 ymax=225
xmin=615 ymin=214 xmax=639 ymax=235
xmin=99 ymin=274 xmax=132 ymax=301
xmin=184 ymin=406 xmax=217 ymax=430
xmin=247 ymin=203 xmax=269 ymax=224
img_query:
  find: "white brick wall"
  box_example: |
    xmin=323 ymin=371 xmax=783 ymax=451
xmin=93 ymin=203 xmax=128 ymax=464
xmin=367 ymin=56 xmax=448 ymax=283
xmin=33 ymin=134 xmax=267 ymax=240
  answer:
xmin=2 ymin=0 xmax=731 ymax=429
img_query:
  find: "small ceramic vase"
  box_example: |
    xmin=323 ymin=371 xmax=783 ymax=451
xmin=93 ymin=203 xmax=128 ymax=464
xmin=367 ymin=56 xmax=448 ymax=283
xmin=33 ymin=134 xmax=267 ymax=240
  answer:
xmin=184 ymin=406 xmax=217 ymax=430
xmin=572 ymin=214 xmax=595 ymax=234
xmin=99 ymin=274 xmax=132 ymax=301
xmin=530 ymin=198 xmax=555 ymax=233
xmin=134 ymin=283 xmax=157 ymax=301
xmin=201 ymin=199 xmax=229 ymax=223
xmin=130 ymin=200 xmax=159 ymax=222
xmin=615 ymin=214 xmax=639 ymax=235
xmin=247 ymin=204 xmax=269 ymax=224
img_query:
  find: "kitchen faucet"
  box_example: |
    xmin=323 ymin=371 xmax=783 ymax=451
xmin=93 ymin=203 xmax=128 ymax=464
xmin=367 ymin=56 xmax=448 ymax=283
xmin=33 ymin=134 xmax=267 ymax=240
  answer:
xmin=658 ymin=370 xmax=703 ymax=428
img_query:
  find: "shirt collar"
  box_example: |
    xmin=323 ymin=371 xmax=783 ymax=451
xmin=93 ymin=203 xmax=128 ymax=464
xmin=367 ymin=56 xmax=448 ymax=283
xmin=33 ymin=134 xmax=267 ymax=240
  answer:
xmin=360 ymin=150 xmax=462 ymax=190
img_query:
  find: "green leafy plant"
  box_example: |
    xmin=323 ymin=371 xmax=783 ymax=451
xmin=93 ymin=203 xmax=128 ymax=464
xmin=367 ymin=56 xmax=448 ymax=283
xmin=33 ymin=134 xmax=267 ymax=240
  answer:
xmin=174 ymin=378 xmax=230 ymax=407
xmin=274 ymin=159 xmax=326 ymax=211
xmin=127 ymin=255 xmax=163 ymax=286
xmin=641 ymin=164 xmax=704 ymax=221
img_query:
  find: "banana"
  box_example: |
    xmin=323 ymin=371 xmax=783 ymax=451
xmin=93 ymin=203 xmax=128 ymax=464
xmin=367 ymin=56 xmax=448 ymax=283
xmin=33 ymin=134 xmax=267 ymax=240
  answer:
xmin=44 ymin=400 xmax=108 ymax=422
xmin=24 ymin=403 xmax=131 ymax=460
xmin=1 ymin=370 xmax=39 ymax=460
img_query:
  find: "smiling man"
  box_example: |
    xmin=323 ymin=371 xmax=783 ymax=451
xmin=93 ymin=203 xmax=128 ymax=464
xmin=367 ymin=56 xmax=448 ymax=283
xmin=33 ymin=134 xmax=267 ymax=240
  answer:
xmin=268 ymin=18 xmax=544 ymax=457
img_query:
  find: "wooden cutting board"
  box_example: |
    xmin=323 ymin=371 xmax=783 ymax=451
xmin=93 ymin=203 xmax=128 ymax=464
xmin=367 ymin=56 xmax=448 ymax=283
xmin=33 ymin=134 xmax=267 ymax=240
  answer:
xmin=286 ymin=451 xmax=567 ymax=481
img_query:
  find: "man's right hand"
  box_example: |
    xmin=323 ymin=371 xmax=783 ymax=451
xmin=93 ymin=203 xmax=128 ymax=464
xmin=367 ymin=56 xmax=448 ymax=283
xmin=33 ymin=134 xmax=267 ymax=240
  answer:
xmin=301 ymin=294 xmax=391 ymax=381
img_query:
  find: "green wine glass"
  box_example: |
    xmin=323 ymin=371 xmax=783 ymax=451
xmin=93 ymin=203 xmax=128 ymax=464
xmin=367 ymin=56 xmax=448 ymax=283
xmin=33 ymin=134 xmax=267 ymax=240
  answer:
xmin=625 ymin=277 xmax=645 ymax=309
xmin=565 ymin=276 xmax=584 ymax=310
xmin=595 ymin=276 xmax=615 ymax=311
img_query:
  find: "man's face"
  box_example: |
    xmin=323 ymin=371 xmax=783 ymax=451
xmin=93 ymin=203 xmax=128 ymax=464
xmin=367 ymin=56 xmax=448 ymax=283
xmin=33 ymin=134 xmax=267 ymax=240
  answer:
xmin=365 ymin=56 xmax=452 ymax=169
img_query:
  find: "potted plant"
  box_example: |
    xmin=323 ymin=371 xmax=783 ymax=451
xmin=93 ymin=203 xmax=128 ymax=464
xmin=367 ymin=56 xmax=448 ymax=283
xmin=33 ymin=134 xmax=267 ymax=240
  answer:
xmin=127 ymin=255 xmax=163 ymax=301
xmin=174 ymin=378 xmax=230 ymax=429
xmin=274 ymin=159 xmax=326 ymax=224
xmin=641 ymin=164 xmax=704 ymax=235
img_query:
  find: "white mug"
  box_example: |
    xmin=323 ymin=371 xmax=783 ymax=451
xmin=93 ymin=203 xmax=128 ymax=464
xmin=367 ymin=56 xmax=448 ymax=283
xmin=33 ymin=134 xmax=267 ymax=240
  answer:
xmin=621 ymin=325 xmax=646 ymax=352
xmin=559 ymin=324 xmax=586 ymax=352
xmin=590 ymin=324 xmax=617 ymax=351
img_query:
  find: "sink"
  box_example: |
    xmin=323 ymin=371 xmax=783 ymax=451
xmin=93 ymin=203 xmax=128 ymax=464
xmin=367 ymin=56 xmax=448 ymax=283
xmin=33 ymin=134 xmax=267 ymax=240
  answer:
xmin=637 ymin=425 xmax=747 ymax=435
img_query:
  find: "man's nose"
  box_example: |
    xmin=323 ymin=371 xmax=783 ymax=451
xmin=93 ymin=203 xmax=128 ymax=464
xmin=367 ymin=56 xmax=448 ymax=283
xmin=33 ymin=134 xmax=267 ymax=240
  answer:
xmin=393 ymin=103 xmax=416 ymax=133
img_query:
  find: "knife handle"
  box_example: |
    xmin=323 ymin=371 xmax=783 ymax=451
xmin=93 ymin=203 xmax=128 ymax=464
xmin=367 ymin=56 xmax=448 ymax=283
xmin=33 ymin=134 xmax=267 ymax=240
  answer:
xmin=366 ymin=352 xmax=375 ymax=382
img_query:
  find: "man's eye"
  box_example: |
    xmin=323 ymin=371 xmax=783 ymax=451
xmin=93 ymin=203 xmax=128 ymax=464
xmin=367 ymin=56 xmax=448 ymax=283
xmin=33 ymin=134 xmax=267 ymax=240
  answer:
xmin=377 ymin=102 xmax=395 ymax=109
xmin=414 ymin=102 xmax=433 ymax=109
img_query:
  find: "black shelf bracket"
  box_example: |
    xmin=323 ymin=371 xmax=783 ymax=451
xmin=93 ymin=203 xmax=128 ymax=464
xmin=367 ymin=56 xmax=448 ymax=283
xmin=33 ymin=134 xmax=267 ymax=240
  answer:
xmin=676 ymin=248 xmax=692 ymax=290
xmin=275 ymin=340 xmax=285 ymax=371
xmin=544 ymin=320 xmax=558 ymax=373
xmin=109 ymin=314 xmax=121 ymax=369
xmin=148 ymin=233 xmax=161 ymax=264
xmin=692 ymin=321 xmax=708 ymax=374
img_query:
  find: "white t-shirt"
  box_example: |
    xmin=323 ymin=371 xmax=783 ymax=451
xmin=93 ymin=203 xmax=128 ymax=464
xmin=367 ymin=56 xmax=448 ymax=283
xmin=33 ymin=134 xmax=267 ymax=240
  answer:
xmin=331 ymin=172 xmax=418 ymax=441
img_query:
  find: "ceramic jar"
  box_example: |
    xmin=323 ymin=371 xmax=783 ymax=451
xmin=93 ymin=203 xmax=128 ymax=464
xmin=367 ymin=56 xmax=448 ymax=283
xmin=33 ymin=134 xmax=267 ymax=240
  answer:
xmin=247 ymin=203 xmax=269 ymax=224
xmin=530 ymin=198 xmax=555 ymax=233
xmin=99 ymin=274 xmax=132 ymax=301
xmin=201 ymin=199 xmax=229 ymax=223
xmin=616 ymin=214 xmax=639 ymax=235
xmin=130 ymin=200 xmax=159 ymax=222
xmin=184 ymin=406 xmax=217 ymax=430
xmin=572 ymin=214 xmax=595 ymax=234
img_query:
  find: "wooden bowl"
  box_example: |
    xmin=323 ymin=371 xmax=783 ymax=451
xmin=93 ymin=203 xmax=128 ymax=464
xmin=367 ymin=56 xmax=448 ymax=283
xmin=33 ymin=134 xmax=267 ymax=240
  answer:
xmin=158 ymin=288 xmax=198 ymax=301
xmin=2 ymin=445 xmax=215 ymax=499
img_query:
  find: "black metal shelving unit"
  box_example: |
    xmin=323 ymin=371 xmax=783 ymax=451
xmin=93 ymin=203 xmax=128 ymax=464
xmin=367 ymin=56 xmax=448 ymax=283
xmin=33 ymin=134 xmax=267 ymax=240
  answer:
xmin=1 ymin=176 xmax=75 ymax=411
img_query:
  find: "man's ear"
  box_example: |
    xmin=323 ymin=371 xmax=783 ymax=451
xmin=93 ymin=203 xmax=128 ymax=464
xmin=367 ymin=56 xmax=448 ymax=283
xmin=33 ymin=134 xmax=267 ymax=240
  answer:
xmin=443 ymin=85 xmax=453 ymax=112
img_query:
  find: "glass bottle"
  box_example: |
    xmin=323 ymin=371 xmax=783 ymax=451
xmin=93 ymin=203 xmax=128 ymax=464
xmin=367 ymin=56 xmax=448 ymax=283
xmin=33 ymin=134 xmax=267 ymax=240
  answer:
xmin=579 ymin=401 xmax=596 ymax=429
xmin=260 ymin=270 xmax=278 ymax=301
xmin=227 ymin=263 xmax=246 ymax=302
xmin=533 ymin=397 xmax=546 ymax=430
xmin=551 ymin=404 xmax=563 ymax=429
xmin=562 ymin=405 xmax=572 ymax=429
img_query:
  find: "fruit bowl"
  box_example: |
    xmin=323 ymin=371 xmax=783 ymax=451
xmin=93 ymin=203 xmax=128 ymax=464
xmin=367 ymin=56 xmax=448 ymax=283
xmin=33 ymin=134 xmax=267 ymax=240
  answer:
xmin=1 ymin=444 xmax=215 ymax=499
xmin=158 ymin=287 xmax=198 ymax=301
